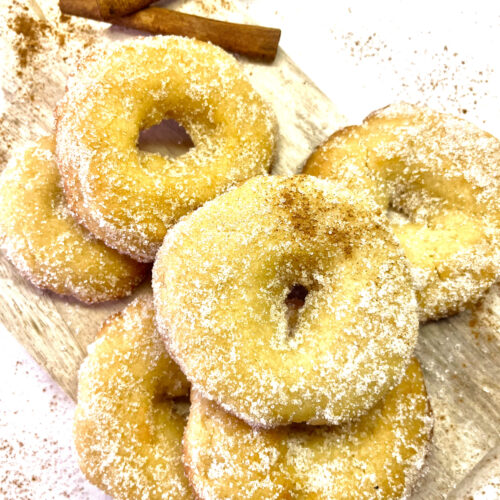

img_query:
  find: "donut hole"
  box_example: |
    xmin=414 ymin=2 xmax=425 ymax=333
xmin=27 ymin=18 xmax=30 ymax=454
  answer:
xmin=386 ymin=200 xmax=411 ymax=226
xmin=285 ymin=284 xmax=309 ymax=337
xmin=153 ymin=391 xmax=190 ymax=418
xmin=138 ymin=119 xmax=194 ymax=158
xmin=170 ymin=396 xmax=191 ymax=418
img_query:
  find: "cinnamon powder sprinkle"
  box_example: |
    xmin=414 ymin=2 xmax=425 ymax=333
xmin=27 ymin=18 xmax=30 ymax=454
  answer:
xmin=9 ymin=9 xmax=51 ymax=75
xmin=0 ymin=0 xmax=100 ymax=170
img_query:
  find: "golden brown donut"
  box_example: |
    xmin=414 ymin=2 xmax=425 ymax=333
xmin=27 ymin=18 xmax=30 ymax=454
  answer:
xmin=303 ymin=103 xmax=500 ymax=321
xmin=153 ymin=175 xmax=419 ymax=427
xmin=184 ymin=358 xmax=433 ymax=500
xmin=74 ymin=295 xmax=193 ymax=499
xmin=56 ymin=36 xmax=277 ymax=262
xmin=0 ymin=136 xmax=147 ymax=303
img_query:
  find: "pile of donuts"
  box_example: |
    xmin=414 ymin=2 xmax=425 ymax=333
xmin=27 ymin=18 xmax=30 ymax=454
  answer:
xmin=1 ymin=35 xmax=499 ymax=499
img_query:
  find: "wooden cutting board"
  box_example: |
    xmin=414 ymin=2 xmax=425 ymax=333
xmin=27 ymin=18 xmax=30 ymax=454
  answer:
xmin=0 ymin=0 xmax=499 ymax=498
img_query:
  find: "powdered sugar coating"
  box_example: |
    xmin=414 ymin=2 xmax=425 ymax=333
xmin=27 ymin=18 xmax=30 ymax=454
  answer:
xmin=74 ymin=295 xmax=192 ymax=499
xmin=184 ymin=358 xmax=433 ymax=500
xmin=0 ymin=136 xmax=146 ymax=303
xmin=303 ymin=102 xmax=500 ymax=321
xmin=56 ymin=35 xmax=277 ymax=262
xmin=153 ymin=175 xmax=419 ymax=427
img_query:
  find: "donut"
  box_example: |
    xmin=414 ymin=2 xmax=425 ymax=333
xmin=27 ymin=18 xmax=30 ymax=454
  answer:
xmin=184 ymin=358 xmax=433 ymax=500
xmin=0 ymin=136 xmax=147 ymax=304
xmin=303 ymin=103 xmax=500 ymax=321
xmin=56 ymin=36 xmax=277 ymax=262
xmin=74 ymin=295 xmax=193 ymax=499
xmin=153 ymin=175 xmax=419 ymax=427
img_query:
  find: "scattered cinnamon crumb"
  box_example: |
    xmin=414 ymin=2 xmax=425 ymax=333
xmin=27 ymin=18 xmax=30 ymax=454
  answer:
xmin=468 ymin=284 xmax=500 ymax=344
xmin=0 ymin=0 xmax=100 ymax=168
xmin=8 ymin=10 xmax=50 ymax=72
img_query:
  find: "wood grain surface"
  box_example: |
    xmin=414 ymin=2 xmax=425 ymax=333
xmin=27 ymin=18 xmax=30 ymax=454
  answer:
xmin=1 ymin=0 xmax=499 ymax=498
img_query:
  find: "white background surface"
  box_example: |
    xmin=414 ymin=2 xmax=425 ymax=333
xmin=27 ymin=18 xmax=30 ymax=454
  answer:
xmin=1 ymin=0 xmax=499 ymax=498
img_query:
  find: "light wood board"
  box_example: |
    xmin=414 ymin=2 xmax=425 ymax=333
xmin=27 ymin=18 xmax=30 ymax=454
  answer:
xmin=0 ymin=0 xmax=499 ymax=498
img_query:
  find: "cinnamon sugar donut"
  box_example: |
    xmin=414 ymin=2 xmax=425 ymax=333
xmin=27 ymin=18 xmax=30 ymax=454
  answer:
xmin=0 ymin=136 xmax=146 ymax=303
xmin=56 ymin=36 xmax=276 ymax=262
xmin=74 ymin=295 xmax=193 ymax=499
xmin=153 ymin=175 xmax=419 ymax=427
xmin=184 ymin=358 xmax=433 ymax=500
xmin=303 ymin=103 xmax=500 ymax=321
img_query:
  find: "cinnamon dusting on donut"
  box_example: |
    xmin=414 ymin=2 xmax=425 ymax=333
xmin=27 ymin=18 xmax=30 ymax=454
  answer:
xmin=277 ymin=183 xmax=358 ymax=256
xmin=278 ymin=188 xmax=317 ymax=238
xmin=153 ymin=175 xmax=419 ymax=427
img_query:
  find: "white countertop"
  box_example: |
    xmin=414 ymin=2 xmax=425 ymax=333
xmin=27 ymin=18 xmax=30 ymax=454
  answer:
xmin=1 ymin=1 xmax=499 ymax=498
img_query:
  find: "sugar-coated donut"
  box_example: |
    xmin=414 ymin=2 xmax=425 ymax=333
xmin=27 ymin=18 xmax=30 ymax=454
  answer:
xmin=303 ymin=103 xmax=500 ymax=321
xmin=74 ymin=295 xmax=193 ymax=499
xmin=184 ymin=358 xmax=433 ymax=500
xmin=0 ymin=137 xmax=147 ymax=304
xmin=56 ymin=36 xmax=277 ymax=262
xmin=153 ymin=175 xmax=418 ymax=427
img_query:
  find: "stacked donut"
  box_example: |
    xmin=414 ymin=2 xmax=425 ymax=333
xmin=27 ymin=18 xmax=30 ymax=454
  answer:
xmin=303 ymin=103 xmax=500 ymax=322
xmin=75 ymin=173 xmax=435 ymax=499
xmin=4 ymin=34 xmax=500 ymax=499
xmin=0 ymin=36 xmax=276 ymax=302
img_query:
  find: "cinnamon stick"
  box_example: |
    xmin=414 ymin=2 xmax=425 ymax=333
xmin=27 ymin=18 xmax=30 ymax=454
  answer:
xmin=95 ymin=0 xmax=156 ymax=19
xmin=59 ymin=0 xmax=281 ymax=62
